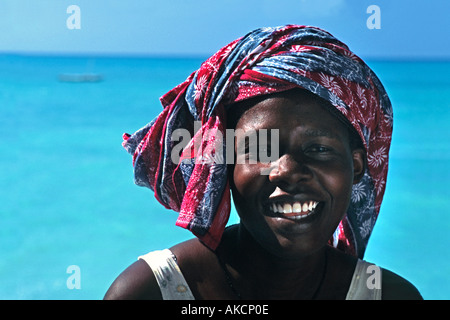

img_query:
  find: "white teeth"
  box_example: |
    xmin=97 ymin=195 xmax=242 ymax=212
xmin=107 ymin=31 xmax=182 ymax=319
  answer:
xmin=302 ymin=203 xmax=309 ymax=212
xmin=272 ymin=203 xmax=277 ymax=213
xmin=277 ymin=204 xmax=283 ymax=213
xmin=269 ymin=200 xmax=319 ymax=219
xmin=283 ymin=203 xmax=292 ymax=214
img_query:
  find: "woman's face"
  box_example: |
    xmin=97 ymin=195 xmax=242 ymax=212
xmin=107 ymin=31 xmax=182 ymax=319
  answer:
xmin=230 ymin=90 xmax=365 ymax=258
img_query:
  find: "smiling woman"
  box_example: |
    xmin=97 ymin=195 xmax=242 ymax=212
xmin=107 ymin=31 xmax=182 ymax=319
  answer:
xmin=229 ymin=89 xmax=365 ymax=259
xmin=104 ymin=25 xmax=422 ymax=300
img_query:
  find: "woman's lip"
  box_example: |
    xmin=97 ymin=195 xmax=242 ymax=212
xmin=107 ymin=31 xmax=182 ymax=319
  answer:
xmin=267 ymin=191 xmax=320 ymax=202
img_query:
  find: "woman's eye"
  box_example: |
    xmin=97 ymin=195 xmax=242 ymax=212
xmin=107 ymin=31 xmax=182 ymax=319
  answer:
xmin=305 ymin=145 xmax=332 ymax=155
xmin=312 ymin=146 xmax=329 ymax=152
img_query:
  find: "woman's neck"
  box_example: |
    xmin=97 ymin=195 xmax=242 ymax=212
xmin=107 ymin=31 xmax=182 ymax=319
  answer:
xmin=218 ymin=224 xmax=329 ymax=299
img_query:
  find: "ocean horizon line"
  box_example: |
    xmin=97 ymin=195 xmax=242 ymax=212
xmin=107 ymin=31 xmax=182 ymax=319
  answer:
xmin=1 ymin=51 xmax=449 ymax=63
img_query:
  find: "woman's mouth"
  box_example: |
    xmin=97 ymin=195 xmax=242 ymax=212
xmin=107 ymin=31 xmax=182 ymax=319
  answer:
xmin=268 ymin=200 xmax=320 ymax=221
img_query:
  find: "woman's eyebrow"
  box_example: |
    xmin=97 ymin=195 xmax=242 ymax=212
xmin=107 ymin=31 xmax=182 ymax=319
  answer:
xmin=303 ymin=128 xmax=340 ymax=140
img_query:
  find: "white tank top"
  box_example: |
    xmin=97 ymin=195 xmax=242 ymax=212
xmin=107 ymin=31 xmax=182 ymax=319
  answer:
xmin=138 ymin=249 xmax=382 ymax=300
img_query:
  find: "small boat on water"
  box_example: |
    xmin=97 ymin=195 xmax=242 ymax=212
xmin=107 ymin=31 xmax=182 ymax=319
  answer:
xmin=58 ymin=73 xmax=103 ymax=83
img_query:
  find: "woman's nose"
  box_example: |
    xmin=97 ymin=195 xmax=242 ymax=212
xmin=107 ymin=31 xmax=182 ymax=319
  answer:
xmin=268 ymin=154 xmax=313 ymax=189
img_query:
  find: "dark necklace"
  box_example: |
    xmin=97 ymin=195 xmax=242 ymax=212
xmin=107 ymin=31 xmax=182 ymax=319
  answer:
xmin=216 ymin=251 xmax=328 ymax=300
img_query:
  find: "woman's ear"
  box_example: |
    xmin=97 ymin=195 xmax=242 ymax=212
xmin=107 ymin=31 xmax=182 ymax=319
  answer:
xmin=352 ymin=148 xmax=366 ymax=184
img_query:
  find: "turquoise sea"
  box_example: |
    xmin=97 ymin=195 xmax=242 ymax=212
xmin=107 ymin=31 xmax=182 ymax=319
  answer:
xmin=0 ymin=55 xmax=449 ymax=299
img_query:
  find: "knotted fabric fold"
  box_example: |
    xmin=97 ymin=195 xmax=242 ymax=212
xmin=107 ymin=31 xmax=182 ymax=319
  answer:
xmin=122 ymin=25 xmax=393 ymax=258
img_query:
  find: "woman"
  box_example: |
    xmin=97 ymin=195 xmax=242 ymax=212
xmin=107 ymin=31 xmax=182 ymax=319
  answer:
xmin=104 ymin=25 xmax=422 ymax=300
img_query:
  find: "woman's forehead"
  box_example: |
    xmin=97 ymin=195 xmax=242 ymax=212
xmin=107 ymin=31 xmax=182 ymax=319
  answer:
xmin=235 ymin=90 xmax=347 ymax=134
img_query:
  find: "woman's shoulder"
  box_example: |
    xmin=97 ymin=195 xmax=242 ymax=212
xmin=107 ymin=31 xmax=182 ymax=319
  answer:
xmin=103 ymin=257 xmax=162 ymax=300
xmin=326 ymin=248 xmax=422 ymax=300
xmin=381 ymin=267 xmax=423 ymax=300
xmin=103 ymin=238 xmax=212 ymax=300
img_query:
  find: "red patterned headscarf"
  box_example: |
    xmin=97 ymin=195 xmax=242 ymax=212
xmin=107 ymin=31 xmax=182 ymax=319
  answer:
xmin=123 ymin=25 xmax=393 ymax=258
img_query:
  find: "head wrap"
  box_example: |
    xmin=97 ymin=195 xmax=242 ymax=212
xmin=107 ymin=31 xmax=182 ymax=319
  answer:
xmin=122 ymin=25 xmax=393 ymax=258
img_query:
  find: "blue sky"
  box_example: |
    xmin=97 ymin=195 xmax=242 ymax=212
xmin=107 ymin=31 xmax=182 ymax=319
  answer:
xmin=0 ymin=0 xmax=449 ymax=59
